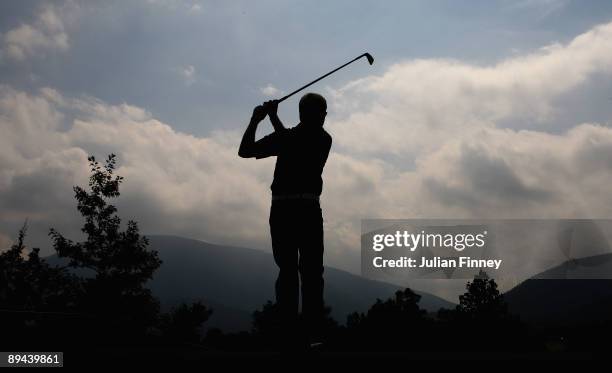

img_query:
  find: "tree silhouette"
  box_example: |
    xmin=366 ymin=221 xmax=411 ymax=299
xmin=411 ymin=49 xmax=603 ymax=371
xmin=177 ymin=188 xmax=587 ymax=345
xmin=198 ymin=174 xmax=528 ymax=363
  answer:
xmin=49 ymin=154 xmax=162 ymax=339
xmin=345 ymin=288 xmax=427 ymax=351
xmin=1 ymin=222 xmax=78 ymax=311
xmin=159 ymin=301 xmax=213 ymax=344
xmin=435 ymin=271 xmax=526 ymax=353
xmin=49 ymin=155 xmax=161 ymax=288
xmin=251 ymin=301 xmax=283 ymax=339
xmin=0 ymin=222 xmax=81 ymax=348
xmin=1 ymin=154 xmax=215 ymax=354
xmin=457 ymin=270 xmax=507 ymax=321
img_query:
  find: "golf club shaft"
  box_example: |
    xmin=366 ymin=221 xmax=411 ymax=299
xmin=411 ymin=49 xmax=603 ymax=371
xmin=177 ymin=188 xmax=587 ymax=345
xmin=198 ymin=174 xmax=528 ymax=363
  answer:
xmin=277 ymin=53 xmax=371 ymax=103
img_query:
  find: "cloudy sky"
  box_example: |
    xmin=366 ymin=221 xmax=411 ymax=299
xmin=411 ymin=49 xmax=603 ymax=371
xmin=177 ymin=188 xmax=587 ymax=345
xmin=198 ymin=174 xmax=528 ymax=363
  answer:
xmin=2 ymin=0 xmax=612 ymax=299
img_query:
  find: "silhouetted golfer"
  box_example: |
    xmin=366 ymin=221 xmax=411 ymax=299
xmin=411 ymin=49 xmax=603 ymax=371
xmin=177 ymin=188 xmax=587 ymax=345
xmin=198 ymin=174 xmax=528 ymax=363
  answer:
xmin=239 ymin=93 xmax=332 ymax=346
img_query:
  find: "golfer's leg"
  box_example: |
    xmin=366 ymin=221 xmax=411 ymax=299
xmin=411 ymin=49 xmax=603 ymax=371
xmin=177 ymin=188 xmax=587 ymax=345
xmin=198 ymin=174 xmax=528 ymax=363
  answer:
xmin=270 ymin=202 xmax=299 ymax=325
xmin=299 ymin=202 xmax=325 ymax=327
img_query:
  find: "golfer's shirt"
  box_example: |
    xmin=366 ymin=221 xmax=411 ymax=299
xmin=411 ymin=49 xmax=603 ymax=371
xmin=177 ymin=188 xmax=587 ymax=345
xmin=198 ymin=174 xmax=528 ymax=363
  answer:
xmin=253 ymin=122 xmax=332 ymax=197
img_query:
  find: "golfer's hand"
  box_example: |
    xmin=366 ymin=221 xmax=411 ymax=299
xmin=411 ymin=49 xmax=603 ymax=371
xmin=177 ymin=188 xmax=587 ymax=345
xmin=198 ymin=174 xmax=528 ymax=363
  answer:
xmin=251 ymin=105 xmax=267 ymax=123
xmin=264 ymin=100 xmax=279 ymax=117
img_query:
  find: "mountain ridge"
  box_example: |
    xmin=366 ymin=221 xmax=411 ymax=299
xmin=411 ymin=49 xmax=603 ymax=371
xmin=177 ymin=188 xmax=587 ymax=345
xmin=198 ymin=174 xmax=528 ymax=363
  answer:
xmin=504 ymin=252 xmax=612 ymax=325
xmin=145 ymin=235 xmax=454 ymax=331
xmin=46 ymin=234 xmax=455 ymax=332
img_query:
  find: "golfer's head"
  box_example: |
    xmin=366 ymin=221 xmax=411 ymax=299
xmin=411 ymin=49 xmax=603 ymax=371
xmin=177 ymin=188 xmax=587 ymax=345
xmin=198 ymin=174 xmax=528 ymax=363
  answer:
xmin=299 ymin=93 xmax=327 ymax=126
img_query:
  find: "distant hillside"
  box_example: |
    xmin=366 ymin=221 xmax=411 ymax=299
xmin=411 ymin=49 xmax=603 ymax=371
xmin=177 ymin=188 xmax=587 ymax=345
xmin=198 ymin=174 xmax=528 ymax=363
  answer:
xmin=145 ymin=235 xmax=454 ymax=331
xmin=504 ymin=253 xmax=612 ymax=326
xmin=46 ymin=235 xmax=454 ymax=332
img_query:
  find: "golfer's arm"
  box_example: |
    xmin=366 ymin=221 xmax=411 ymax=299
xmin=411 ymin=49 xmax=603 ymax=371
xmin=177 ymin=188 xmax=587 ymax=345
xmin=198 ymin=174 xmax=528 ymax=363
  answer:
xmin=320 ymin=136 xmax=332 ymax=170
xmin=238 ymin=119 xmax=259 ymax=158
xmin=269 ymin=113 xmax=286 ymax=132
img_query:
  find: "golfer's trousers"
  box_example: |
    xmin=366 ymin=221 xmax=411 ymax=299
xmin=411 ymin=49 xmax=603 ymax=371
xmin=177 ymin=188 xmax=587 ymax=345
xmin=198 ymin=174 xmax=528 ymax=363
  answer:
xmin=269 ymin=198 xmax=324 ymax=326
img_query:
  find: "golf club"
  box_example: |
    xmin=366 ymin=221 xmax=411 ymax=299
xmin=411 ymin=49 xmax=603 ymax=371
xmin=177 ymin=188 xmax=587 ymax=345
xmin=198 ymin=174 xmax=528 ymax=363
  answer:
xmin=277 ymin=52 xmax=374 ymax=103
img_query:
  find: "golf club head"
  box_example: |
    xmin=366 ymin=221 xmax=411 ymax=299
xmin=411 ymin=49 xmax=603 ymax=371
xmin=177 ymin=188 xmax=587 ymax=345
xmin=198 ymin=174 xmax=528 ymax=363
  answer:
xmin=364 ymin=52 xmax=374 ymax=65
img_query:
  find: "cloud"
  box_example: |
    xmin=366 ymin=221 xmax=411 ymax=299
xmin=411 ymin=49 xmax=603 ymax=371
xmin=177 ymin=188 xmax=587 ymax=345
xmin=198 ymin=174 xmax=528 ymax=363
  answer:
xmin=260 ymin=84 xmax=282 ymax=97
xmin=329 ymin=21 xmax=612 ymax=158
xmin=2 ymin=21 xmax=612 ymax=297
xmin=146 ymin=0 xmax=203 ymax=14
xmin=0 ymin=84 xmax=276 ymax=251
xmin=1 ymin=4 xmax=71 ymax=61
xmin=178 ymin=65 xmax=197 ymax=86
xmin=504 ymin=0 xmax=569 ymax=17
xmin=189 ymin=3 xmax=203 ymax=13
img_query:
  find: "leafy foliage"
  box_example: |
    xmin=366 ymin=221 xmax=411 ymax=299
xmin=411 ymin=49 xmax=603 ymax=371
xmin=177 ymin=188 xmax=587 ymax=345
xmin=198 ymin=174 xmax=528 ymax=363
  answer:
xmin=0 ymin=221 xmax=80 ymax=314
xmin=48 ymin=154 xmax=162 ymax=336
xmin=347 ymin=288 xmax=424 ymax=329
xmin=50 ymin=154 xmax=161 ymax=290
xmin=457 ymin=270 xmax=508 ymax=321
xmin=345 ymin=288 xmax=427 ymax=350
xmin=0 ymin=154 xmax=212 ymax=349
xmin=159 ymin=301 xmax=213 ymax=344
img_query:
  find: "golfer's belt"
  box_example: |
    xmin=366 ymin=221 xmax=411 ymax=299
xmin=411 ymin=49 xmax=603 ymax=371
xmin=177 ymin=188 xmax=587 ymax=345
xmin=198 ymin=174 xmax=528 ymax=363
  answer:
xmin=272 ymin=193 xmax=320 ymax=201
